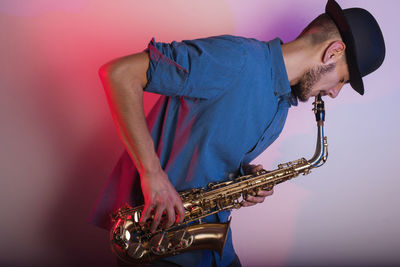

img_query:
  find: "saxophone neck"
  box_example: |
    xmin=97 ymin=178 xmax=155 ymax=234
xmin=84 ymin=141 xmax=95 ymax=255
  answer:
xmin=308 ymin=95 xmax=328 ymax=167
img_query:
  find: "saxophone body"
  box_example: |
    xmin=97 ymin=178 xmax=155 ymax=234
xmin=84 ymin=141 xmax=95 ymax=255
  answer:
xmin=110 ymin=95 xmax=328 ymax=264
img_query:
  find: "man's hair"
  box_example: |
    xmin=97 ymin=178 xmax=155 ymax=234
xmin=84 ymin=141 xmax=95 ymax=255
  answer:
xmin=299 ymin=13 xmax=341 ymax=45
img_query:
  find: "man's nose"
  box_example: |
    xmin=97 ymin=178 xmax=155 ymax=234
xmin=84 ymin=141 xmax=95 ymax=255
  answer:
xmin=328 ymin=84 xmax=343 ymax=98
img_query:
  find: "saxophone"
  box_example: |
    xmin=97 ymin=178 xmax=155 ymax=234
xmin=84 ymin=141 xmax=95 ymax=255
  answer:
xmin=110 ymin=95 xmax=328 ymax=264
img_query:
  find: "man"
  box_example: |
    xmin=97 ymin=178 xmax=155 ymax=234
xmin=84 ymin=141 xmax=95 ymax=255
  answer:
xmin=89 ymin=1 xmax=385 ymax=266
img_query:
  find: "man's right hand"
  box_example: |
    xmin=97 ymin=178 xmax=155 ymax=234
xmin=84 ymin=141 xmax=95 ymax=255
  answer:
xmin=139 ymin=169 xmax=185 ymax=233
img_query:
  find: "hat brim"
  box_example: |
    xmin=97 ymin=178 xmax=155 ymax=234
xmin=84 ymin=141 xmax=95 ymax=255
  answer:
xmin=325 ymin=0 xmax=364 ymax=95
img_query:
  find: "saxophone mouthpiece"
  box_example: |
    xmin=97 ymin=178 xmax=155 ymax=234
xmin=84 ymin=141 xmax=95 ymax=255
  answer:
xmin=313 ymin=94 xmax=325 ymax=124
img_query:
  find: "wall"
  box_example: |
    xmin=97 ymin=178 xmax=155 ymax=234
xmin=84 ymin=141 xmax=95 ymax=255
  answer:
xmin=0 ymin=1 xmax=398 ymax=266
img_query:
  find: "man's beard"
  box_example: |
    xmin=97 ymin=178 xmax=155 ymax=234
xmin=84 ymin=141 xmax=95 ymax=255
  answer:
xmin=291 ymin=63 xmax=335 ymax=102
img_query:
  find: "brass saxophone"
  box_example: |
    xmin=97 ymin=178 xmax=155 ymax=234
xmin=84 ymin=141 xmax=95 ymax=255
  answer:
xmin=110 ymin=95 xmax=328 ymax=264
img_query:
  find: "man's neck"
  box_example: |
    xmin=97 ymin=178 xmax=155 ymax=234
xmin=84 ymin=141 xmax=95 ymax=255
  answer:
xmin=281 ymin=38 xmax=319 ymax=86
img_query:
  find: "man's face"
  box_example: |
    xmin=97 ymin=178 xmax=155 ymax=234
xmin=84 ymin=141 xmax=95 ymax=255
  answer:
xmin=292 ymin=59 xmax=350 ymax=102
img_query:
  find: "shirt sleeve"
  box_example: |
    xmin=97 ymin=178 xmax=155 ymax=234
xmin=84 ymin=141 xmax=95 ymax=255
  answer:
xmin=144 ymin=35 xmax=248 ymax=100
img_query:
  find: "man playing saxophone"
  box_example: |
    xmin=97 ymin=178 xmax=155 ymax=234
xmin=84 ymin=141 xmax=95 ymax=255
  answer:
xmin=89 ymin=1 xmax=385 ymax=266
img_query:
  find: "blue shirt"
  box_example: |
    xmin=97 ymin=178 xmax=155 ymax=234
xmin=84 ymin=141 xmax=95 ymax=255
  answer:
xmin=89 ymin=35 xmax=297 ymax=267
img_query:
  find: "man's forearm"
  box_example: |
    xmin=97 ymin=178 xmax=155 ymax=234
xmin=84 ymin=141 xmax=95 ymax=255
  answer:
xmin=99 ymin=52 xmax=161 ymax=176
xmin=102 ymin=76 xmax=161 ymax=174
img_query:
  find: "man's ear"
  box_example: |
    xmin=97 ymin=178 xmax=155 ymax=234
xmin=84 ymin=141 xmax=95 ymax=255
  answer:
xmin=322 ymin=41 xmax=346 ymax=64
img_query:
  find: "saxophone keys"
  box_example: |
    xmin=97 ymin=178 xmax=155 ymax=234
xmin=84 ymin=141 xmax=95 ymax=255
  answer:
xmin=149 ymin=232 xmax=168 ymax=255
xmin=235 ymin=200 xmax=244 ymax=208
xmin=170 ymin=228 xmax=193 ymax=249
xmin=255 ymin=169 xmax=268 ymax=176
xmin=262 ymin=185 xmax=274 ymax=191
xmin=127 ymin=241 xmax=146 ymax=259
xmin=133 ymin=211 xmax=141 ymax=223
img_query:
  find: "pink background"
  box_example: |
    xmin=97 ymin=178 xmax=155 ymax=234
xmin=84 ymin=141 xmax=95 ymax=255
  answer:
xmin=1 ymin=0 xmax=399 ymax=266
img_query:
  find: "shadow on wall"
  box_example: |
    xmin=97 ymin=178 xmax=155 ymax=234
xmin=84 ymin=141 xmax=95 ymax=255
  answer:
xmin=43 ymin=123 xmax=119 ymax=267
xmin=30 ymin=73 xmax=121 ymax=266
xmin=0 ymin=16 xmax=124 ymax=266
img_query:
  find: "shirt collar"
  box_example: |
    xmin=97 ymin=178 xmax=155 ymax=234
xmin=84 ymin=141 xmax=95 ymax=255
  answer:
xmin=268 ymin=38 xmax=298 ymax=107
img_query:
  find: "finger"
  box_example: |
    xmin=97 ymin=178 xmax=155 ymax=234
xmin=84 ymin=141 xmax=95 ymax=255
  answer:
xmin=242 ymin=201 xmax=256 ymax=207
xmin=243 ymin=164 xmax=256 ymax=174
xmin=150 ymin=206 xmax=164 ymax=233
xmin=165 ymin=205 xmax=175 ymax=228
xmin=252 ymin=164 xmax=264 ymax=172
xmin=140 ymin=203 xmax=153 ymax=226
xmin=246 ymin=195 xmax=266 ymax=203
xmin=175 ymin=202 xmax=185 ymax=223
xmin=257 ymin=189 xmax=274 ymax=197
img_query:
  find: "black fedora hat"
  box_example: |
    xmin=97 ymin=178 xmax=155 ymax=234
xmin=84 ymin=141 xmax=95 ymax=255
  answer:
xmin=325 ymin=0 xmax=385 ymax=95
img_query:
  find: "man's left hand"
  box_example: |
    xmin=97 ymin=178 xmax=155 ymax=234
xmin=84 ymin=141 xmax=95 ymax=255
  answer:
xmin=241 ymin=164 xmax=274 ymax=207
